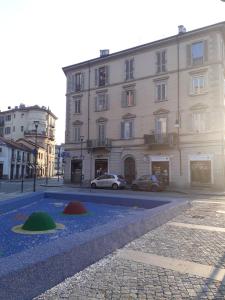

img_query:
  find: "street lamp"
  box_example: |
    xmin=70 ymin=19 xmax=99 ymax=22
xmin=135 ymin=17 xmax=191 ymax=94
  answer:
xmin=45 ymin=143 xmax=49 ymax=185
xmin=57 ymin=146 xmax=61 ymax=182
xmin=80 ymin=136 xmax=84 ymax=186
xmin=33 ymin=121 xmax=39 ymax=192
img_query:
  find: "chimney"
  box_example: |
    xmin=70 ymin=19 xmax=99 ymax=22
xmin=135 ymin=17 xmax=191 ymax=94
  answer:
xmin=100 ymin=49 xmax=109 ymax=57
xmin=178 ymin=25 xmax=186 ymax=34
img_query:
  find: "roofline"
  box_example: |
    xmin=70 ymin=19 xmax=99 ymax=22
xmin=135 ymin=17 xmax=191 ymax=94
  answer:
xmin=62 ymin=21 xmax=225 ymax=73
xmin=0 ymin=105 xmax=57 ymax=120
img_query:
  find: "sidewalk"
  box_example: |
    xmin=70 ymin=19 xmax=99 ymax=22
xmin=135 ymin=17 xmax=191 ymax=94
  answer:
xmin=34 ymin=197 xmax=225 ymax=300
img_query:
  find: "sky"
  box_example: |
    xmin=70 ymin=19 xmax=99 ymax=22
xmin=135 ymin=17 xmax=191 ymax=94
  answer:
xmin=0 ymin=0 xmax=225 ymax=144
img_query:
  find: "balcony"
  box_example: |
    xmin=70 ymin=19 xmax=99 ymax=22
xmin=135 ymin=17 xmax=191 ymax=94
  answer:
xmin=24 ymin=130 xmax=48 ymax=138
xmin=144 ymin=133 xmax=178 ymax=149
xmin=87 ymin=138 xmax=112 ymax=151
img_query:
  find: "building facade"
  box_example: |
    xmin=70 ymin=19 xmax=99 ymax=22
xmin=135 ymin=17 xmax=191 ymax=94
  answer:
xmin=63 ymin=22 xmax=225 ymax=189
xmin=0 ymin=137 xmax=34 ymax=180
xmin=0 ymin=104 xmax=57 ymax=177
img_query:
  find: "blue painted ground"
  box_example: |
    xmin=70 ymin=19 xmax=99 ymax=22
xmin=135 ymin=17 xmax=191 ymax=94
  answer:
xmin=0 ymin=197 xmax=145 ymax=258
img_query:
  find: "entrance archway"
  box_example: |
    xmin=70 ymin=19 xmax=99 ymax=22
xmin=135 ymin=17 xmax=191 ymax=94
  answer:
xmin=124 ymin=157 xmax=136 ymax=184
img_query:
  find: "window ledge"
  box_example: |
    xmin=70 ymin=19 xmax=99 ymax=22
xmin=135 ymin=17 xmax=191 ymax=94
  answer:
xmin=155 ymin=99 xmax=168 ymax=103
xmin=189 ymin=91 xmax=208 ymax=97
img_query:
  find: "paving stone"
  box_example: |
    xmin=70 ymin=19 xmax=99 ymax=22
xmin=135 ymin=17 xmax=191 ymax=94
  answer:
xmin=34 ymin=199 xmax=225 ymax=300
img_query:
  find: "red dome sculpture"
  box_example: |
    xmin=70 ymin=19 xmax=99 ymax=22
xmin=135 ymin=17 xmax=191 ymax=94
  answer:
xmin=63 ymin=201 xmax=88 ymax=215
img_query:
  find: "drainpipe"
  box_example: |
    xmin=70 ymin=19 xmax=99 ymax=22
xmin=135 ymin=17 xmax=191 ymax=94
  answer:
xmin=177 ymin=36 xmax=182 ymax=176
xmin=87 ymin=63 xmax=92 ymax=184
xmin=88 ymin=63 xmax=91 ymax=141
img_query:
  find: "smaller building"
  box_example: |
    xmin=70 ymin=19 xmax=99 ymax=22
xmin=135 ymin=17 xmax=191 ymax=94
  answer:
xmin=0 ymin=137 xmax=34 ymax=180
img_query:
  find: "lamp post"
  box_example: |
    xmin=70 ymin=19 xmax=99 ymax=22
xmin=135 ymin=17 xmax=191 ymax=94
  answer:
xmin=80 ymin=136 xmax=84 ymax=186
xmin=57 ymin=146 xmax=61 ymax=182
xmin=45 ymin=143 xmax=49 ymax=185
xmin=33 ymin=121 xmax=39 ymax=192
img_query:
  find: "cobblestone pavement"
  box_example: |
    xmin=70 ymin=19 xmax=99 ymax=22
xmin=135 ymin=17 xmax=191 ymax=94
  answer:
xmin=31 ymin=198 xmax=225 ymax=299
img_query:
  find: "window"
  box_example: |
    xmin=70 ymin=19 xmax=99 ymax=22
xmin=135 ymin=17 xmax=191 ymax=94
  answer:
xmin=74 ymin=72 xmax=83 ymax=92
xmin=95 ymin=66 xmax=109 ymax=87
xmin=5 ymin=115 xmax=11 ymax=121
xmin=98 ymin=123 xmax=106 ymax=143
xmin=74 ymin=126 xmax=81 ymax=142
xmin=5 ymin=127 xmax=11 ymax=134
xmin=187 ymin=41 xmax=207 ymax=66
xmin=125 ymin=59 xmax=134 ymax=80
xmin=21 ymin=113 xmax=24 ymax=118
xmin=122 ymin=89 xmax=136 ymax=107
xmin=95 ymin=93 xmax=109 ymax=111
xmin=121 ymin=120 xmax=133 ymax=139
xmin=21 ymin=126 xmax=24 ymax=132
xmin=13 ymin=126 xmax=15 ymax=132
xmin=68 ymin=72 xmax=84 ymax=93
xmin=0 ymin=128 xmax=3 ymax=136
xmin=192 ymin=42 xmax=204 ymax=65
xmin=156 ymin=50 xmax=167 ymax=73
xmin=192 ymin=112 xmax=206 ymax=132
xmin=155 ymin=117 xmax=167 ymax=135
xmin=191 ymin=75 xmax=206 ymax=94
xmin=0 ymin=147 xmax=2 ymax=153
xmin=155 ymin=81 xmax=167 ymax=101
xmin=74 ymin=97 xmax=81 ymax=114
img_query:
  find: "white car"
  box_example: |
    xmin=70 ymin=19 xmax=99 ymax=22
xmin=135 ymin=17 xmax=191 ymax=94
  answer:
xmin=91 ymin=174 xmax=126 ymax=190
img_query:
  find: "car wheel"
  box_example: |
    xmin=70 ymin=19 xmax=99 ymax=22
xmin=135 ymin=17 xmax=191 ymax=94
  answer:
xmin=91 ymin=183 xmax=97 ymax=189
xmin=112 ymin=183 xmax=118 ymax=190
xmin=131 ymin=184 xmax=138 ymax=191
xmin=151 ymin=185 xmax=158 ymax=192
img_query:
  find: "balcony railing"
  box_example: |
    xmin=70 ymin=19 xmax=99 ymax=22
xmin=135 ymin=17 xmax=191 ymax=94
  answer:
xmin=144 ymin=133 xmax=178 ymax=149
xmin=87 ymin=138 xmax=112 ymax=150
xmin=24 ymin=130 xmax=48 ymax=137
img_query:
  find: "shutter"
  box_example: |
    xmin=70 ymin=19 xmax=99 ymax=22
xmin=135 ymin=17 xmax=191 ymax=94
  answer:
xmin=204 ymin=40 xmax=208 ymax=62
xmin=130 ymin=121 xmax=133 ymax=138
xmin=95 ymin=69 xmax=98 ymax=86
xmin=125 ymin=60 xmax=129 ymax=80
xmin=81 ymin=73 xmax=84 ymax=90
xmin=105 ymin=65 xmax=109 ymax=85
xmin=95 ymin=96 xmax=98 ymax=111
xmin=162 ymin=51 xmax=166 ymax=72
xmin=133 ymin=89 xmax=136 ymax=106
xmin=121 ymin=122 xmax=125 ymax=139
xmin=105 ymin=94 xmax=109 ymax=110
xmin=156 ymin=52 xmax=161 ymax=73
xmin=67 ymin=74 xmax=72 ymax=92
xmin=130 ymin=59 xmax=134 ymax=79
xmin=186 ymin=44 xmax=191 ymax=66
xmin=121 ymin=91 xmax=127 ymax=107
xmin=71 ymin=74 xmax=75 ymax=92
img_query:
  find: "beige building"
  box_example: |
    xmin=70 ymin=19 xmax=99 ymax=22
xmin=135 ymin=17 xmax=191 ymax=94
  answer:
xmin=63 ymin=22 xmax=225 ymax=189
xmin=0 ymin=104 xmax=57 ymax=177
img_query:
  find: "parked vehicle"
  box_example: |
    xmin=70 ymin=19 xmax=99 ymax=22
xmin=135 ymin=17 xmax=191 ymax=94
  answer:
xmin=131 ymin=175 xmax=165 ymax=192
xmin=91 ymin=174 xmax=126 ymax=190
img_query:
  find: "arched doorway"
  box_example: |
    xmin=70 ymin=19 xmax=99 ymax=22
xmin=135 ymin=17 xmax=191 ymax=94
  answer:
xmin=124 ymin=157 xmax=136 ymax=184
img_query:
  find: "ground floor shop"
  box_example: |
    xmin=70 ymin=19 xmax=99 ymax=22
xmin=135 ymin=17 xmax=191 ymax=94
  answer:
xmin=63 ymin=146 xmax=225 ymax=189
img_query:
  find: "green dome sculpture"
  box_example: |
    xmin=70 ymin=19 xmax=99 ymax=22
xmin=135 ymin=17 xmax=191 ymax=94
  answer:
xmin=22 ymin=212 xmax=56 ymax=231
